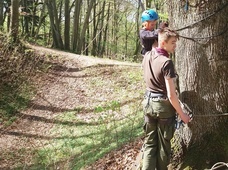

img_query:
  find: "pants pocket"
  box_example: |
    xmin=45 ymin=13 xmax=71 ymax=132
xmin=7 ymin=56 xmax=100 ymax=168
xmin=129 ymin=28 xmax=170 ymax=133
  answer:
xmin=142 ymin=97 xmax=156 ymax=117
xmin=163 ymin=123 xmax=175 ymax=140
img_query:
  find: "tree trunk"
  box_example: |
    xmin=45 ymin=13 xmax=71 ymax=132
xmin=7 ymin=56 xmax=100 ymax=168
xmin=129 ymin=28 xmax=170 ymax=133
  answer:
xmin=97 ymin=1 xmax=105 ymax=57
xmin=64 ymin=0 xmax=70 ymax=50
xmin=169 ymin=0 xmax=228 ymax=135
xmin=21 ymin=0 xmax=29 ymax=35
xmin=102 ymin=2 xmax=110 ymax=57
xmin=91 ymin=1 xmax=98 ymax=56
xmin=134 ymin=0 xmax=142 ymax=61
xmin=77 ymin=1 xmax=94 ymax=54
xmin=35 ymin=2 xmax=47 ymax=41
xmin=45 ymin=0 xmax=64 ymax=49
xmin=72 ymin=0 xmax=82 ymax=52
xmin=169 ymin=0 xmax=228 ymax=166
xmin=112 ymin=0 xmax=118 ymax=57
xmin=10 ymin=0 xmax=19 ymax=42
xmin=0 ymin=0 xmax=4 ymax=29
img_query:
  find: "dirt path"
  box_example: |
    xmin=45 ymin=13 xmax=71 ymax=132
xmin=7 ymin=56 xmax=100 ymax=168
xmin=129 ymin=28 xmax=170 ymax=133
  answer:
xmin=28 ymin=44 xmax=140 ymax=67
xmin=0 ymin=45 xmax=142 ymax=169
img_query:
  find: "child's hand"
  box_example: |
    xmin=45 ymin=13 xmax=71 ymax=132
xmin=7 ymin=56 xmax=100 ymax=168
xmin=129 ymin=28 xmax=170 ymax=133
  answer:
xmin=180 ymin=113 xmax=191 ymax=124
xmin=159 ymin=22 xmax=169 ymax=29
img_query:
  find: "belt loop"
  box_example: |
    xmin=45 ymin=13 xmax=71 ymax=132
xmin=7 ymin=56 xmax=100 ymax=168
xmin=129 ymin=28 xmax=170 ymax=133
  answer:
xmin=147 ymin=94 xmax=150 ymax=106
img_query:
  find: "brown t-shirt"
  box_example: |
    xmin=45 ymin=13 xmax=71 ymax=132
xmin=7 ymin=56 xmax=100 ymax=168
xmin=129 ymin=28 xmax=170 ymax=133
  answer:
xmin=142 ymin=49 xmax=176 ymax=96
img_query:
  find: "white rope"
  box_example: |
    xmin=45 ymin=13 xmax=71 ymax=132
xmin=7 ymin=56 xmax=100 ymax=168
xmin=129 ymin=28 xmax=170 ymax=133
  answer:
xmin=210 ymin=162 xmax=228 ymax=170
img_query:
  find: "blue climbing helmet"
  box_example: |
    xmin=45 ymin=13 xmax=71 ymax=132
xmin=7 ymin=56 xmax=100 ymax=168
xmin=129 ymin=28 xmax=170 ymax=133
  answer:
xmin=141 ymin=9 xmax=159 ymax=22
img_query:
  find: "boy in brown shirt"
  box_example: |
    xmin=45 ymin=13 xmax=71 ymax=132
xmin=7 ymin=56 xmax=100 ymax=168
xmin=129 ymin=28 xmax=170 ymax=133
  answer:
xmin=142 ymin=28 xmax=190 ymax=170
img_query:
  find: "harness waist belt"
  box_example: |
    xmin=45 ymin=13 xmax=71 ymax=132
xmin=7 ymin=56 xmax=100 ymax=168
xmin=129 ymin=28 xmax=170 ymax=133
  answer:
xmin=145 ymin=91 xmax=167 ymax=99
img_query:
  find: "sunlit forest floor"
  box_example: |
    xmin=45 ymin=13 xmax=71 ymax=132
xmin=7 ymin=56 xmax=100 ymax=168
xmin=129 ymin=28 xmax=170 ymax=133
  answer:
xmin=0 ymin=45 xmax=144 ymax=169
xmin=1 ymin=45 xmax=227 ymax=170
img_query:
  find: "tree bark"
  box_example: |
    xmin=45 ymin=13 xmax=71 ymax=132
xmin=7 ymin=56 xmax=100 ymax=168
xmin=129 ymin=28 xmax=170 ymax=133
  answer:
xmin=169 ymin=0 xmax=228 ymax=137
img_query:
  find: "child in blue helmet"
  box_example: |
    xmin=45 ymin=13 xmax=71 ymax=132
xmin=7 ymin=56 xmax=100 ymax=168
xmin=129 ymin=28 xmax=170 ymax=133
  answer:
xmin=139 ymin=9 xmax=168 ymax=56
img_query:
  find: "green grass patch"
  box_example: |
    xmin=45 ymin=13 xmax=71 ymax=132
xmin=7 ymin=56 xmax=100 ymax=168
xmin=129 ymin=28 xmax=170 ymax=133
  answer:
xmin=0 ymin=83 xmax=34 ymax=127
xmin=94 ymin=100 xmax=120 ymax=113
xmin=30 ymin=107 xmax=143 ymax=169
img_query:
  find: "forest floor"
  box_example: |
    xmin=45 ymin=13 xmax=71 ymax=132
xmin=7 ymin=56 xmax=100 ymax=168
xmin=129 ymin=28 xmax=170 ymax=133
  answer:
xmin=0 ymin=45 xmax=144 ymax=169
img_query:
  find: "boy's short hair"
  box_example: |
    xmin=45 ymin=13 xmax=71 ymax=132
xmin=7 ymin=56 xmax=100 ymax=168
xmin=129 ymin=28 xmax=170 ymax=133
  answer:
xmin=158 ymin=27 xmax=179 ymax=42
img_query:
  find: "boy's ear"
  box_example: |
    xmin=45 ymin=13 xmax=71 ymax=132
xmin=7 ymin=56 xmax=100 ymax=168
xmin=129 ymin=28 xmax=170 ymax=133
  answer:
xmin=161 ymin=40 xmax=165 ymax=46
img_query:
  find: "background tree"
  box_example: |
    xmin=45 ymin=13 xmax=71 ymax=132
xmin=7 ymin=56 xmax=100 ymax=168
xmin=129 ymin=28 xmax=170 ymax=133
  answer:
xmin=64 ymin=0 xmax=70 ymax=50
xmin=77 ymin=1 xmax=95 ymax=54
xmin=0 ymin=1 xmax=4 ymax=29
xmin=10 ymin=0 xmax=19 ymax=42
xmin=0 ymin=0 xmax=167 ymax=60
xmin=72 ymin=0 xmax=82 ymax=53
xmin=45 ymin=0 xmax=63 ymax=49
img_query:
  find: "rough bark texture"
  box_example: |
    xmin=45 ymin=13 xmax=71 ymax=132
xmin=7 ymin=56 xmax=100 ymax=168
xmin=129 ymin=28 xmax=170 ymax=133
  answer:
xmin=169 ymin=0 xmax=228 ymax=138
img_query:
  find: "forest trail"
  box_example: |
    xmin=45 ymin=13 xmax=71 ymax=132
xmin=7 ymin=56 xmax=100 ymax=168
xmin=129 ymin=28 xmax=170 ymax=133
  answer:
xmin=0 ymin=45 xmax=143 ymax=169
xmin=27 ymin=44 xmax=140 ymax=67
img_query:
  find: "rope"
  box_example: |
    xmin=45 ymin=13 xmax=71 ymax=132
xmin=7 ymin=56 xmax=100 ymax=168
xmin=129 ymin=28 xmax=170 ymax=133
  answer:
xmin=194 ymin=113 xmax=228 ymax=117
xmin=211 ymin=162 xmax=228 ymax=170
xmin=175 ymin=2 xmax=228 ymax=31
xmin=179 ymin=25 xmax=228 ymax=41
xmin=179 ymin=100 xmax=228 ymax=118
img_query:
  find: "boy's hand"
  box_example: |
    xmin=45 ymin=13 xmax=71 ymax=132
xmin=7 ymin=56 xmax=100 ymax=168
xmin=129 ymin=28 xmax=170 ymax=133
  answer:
xmin=180 ymin=113 xmax=191 ymax=124
xmin=159 ymin=22 xmax=169 ymax=29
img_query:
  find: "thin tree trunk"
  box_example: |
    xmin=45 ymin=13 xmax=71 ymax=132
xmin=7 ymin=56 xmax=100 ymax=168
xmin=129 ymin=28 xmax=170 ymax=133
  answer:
xmin=91 ymin=1 xmax=98 ymax=56
xmin=113 ymin=0 xmax=118 ymax=56
xmin=72 ymin=0 xmax=82 ymax=52
xmin=10 ymin=0 xmax=19 ymax=42
xmin=134 ymin=0 xmax=141 ymax=61
xmin=64 ymin=0 xmax=70 ymax=50
xmin=0 ymin=1 xmax=4 ymax=29
xmin=35 ymin=2 xmax=47 ymax=40
xmin=102 ymin=2 xmax=110 ymax=57
xmin=45 ymin=0 xmax=64 ymax=49
xmin=78 ymin=1 xmax=95 ymax=54
xmin=97 ymin=1 xmax=105 ymax=56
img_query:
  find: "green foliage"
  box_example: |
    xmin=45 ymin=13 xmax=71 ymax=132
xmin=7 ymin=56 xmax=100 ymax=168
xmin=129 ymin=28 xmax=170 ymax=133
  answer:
xmin=159 ymin=13 xmax=168 ymax=22
xmin=0 ymin=83 xmax=33 ymax=126
xmin=0 ymin=33 xmax=55 ymax=127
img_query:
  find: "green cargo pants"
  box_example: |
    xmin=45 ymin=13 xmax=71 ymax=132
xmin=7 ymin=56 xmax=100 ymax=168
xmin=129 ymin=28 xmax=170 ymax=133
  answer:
xmin=142 ymin=95 xmax=176 ymax=170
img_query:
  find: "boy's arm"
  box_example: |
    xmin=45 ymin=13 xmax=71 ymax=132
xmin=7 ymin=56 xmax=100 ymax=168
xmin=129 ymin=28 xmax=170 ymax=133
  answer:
xmin=140 ymin=29 xmax=159 ymax=40
xmin=165 ymin=78 xmax=190 ymax=123
xmin=141 ymin=21 xmax=168 ymax=40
